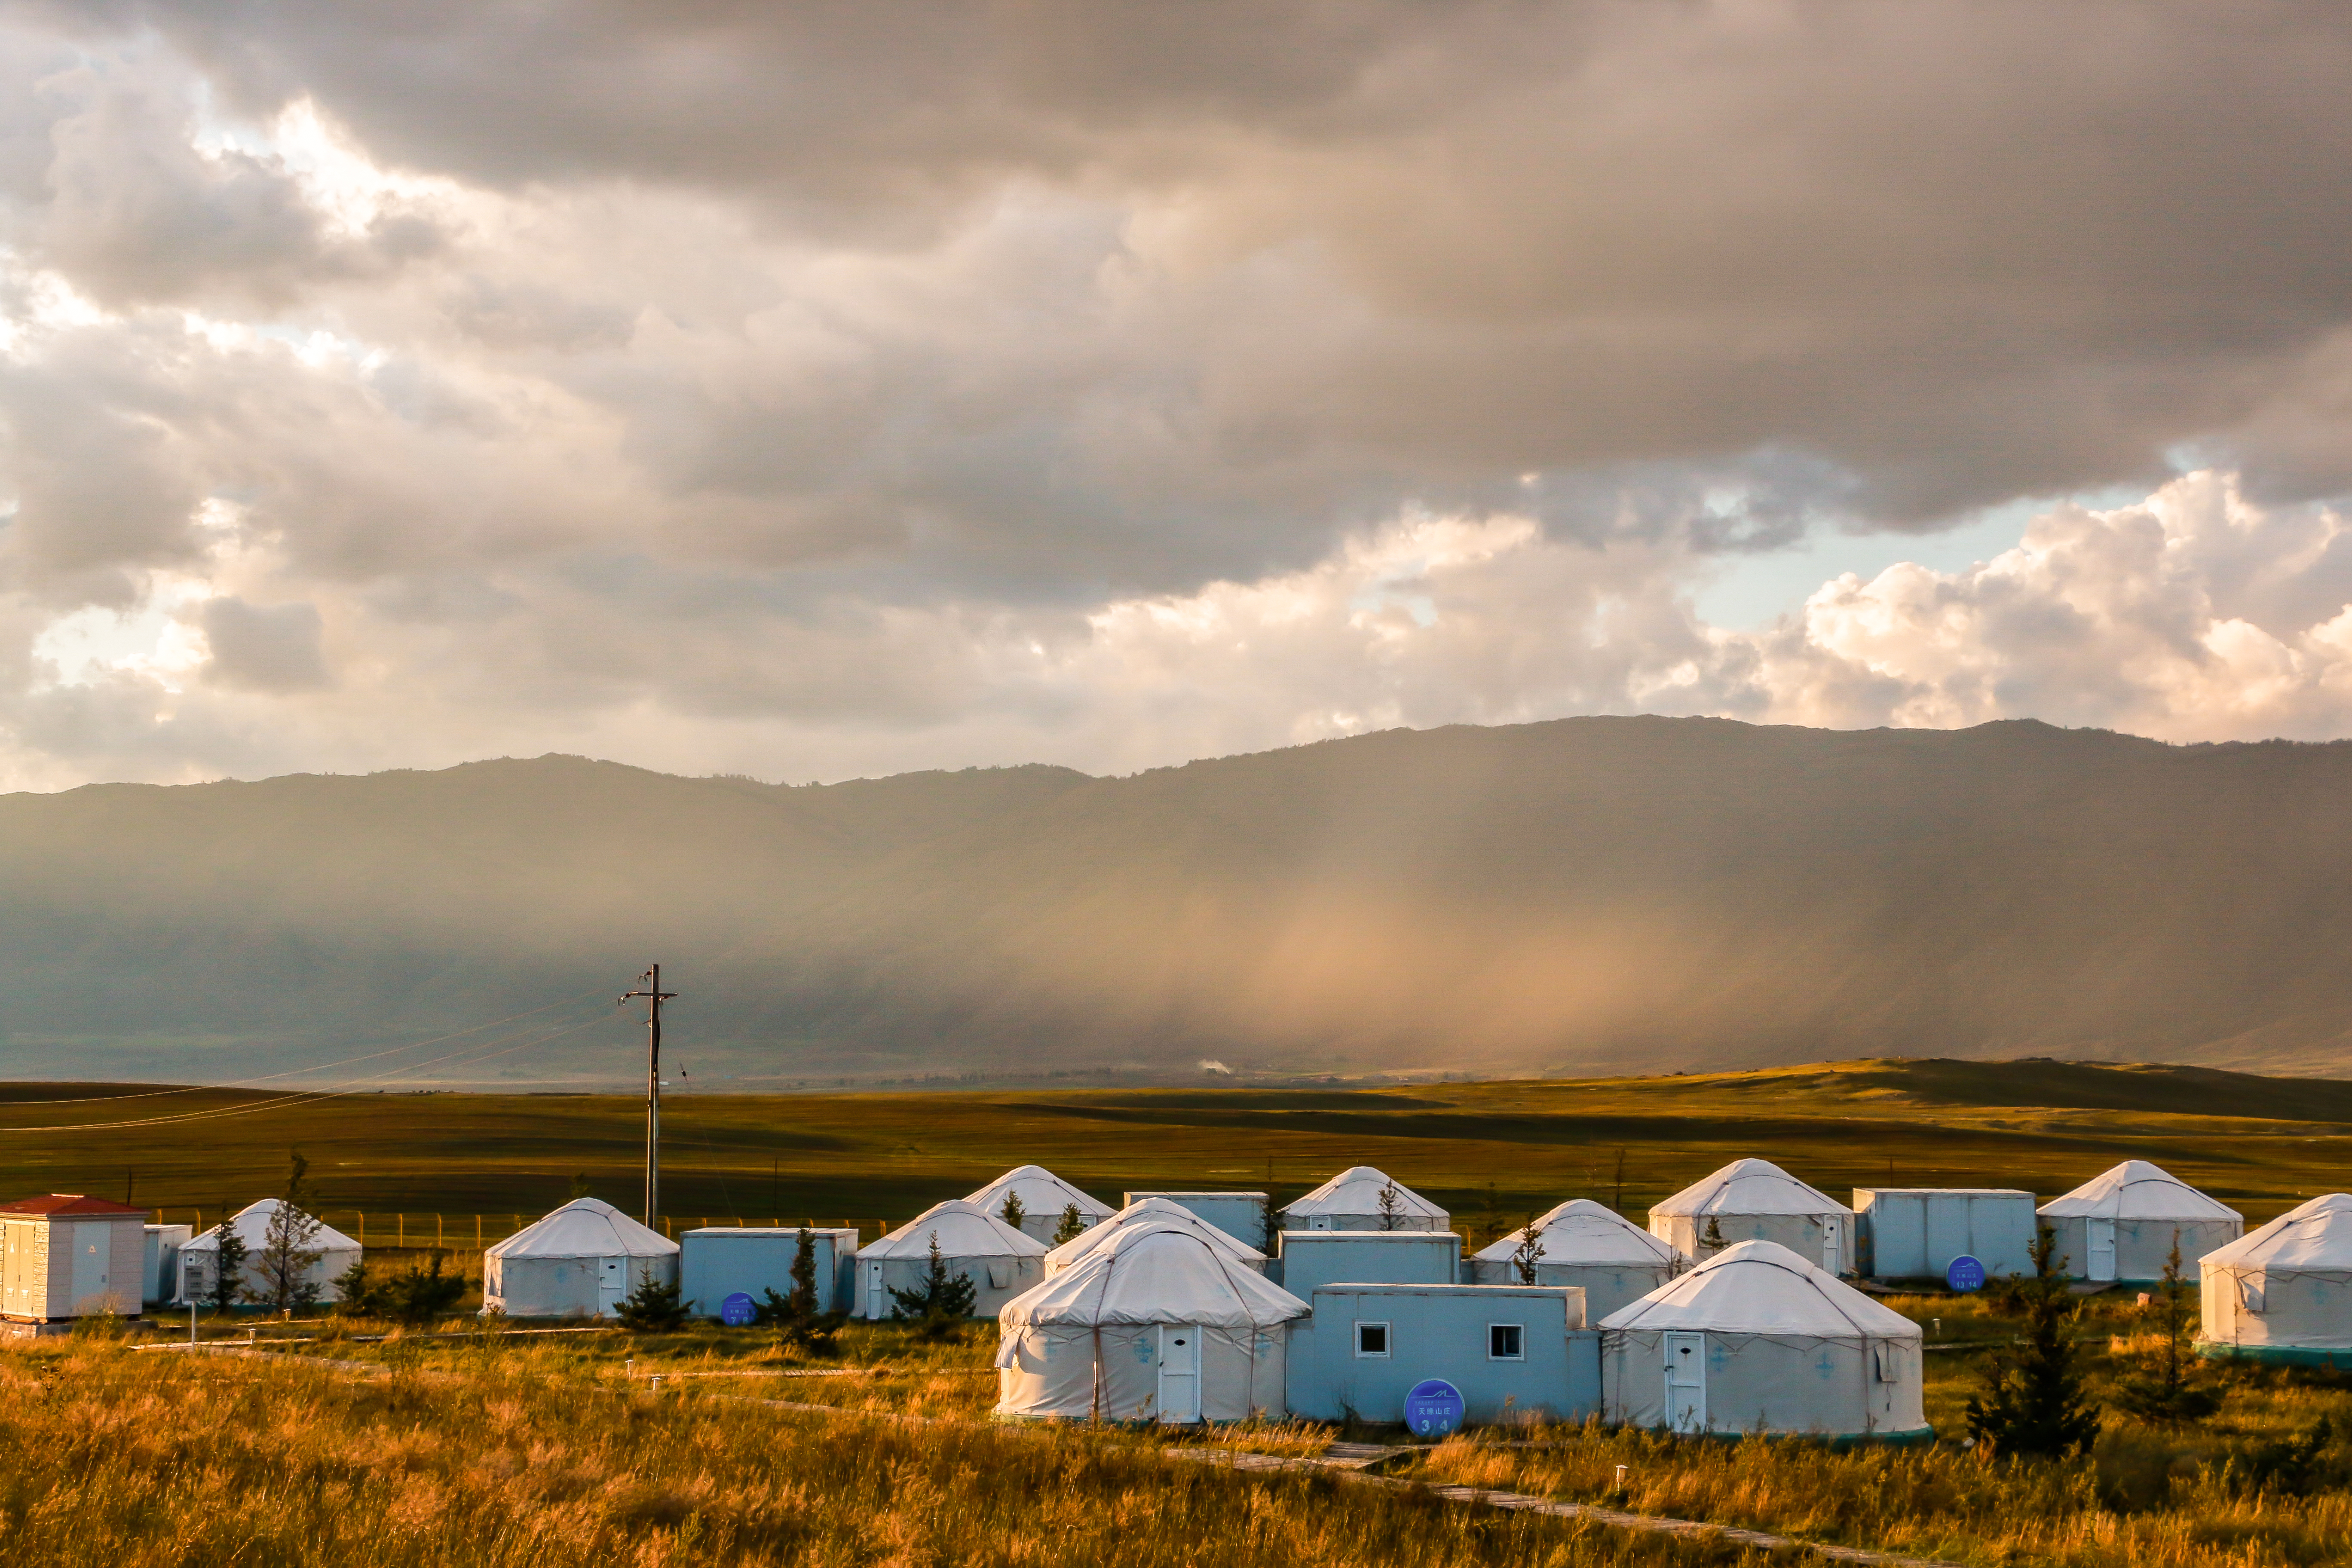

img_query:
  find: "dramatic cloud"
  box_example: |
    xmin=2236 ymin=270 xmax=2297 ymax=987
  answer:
xmin=2 ymin=6 xmax=2352 ymax=790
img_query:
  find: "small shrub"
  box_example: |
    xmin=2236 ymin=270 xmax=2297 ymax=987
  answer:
xmin=615 ymin=1267 xmax=690 ymax=1331
xmin=888 ymin=1232 xmax=977 ymax=1323
xmin=1051 ymin=1203 xmax=1087 ymax=1246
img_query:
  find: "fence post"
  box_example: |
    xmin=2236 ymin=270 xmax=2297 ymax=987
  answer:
xmin=398 ymin=1214 xmax=404 ymax=1249
xmin=437 ymin=1214 xmax=444 ymax=1250
xmin=357 ymin=1212 xmax=366 ymax=1247
xmin=476 ymin=1215 xmax=482 ymax=1251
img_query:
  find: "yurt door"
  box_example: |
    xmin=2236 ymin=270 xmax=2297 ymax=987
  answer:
xmin=1819 ymin=1216 xmax=1844 ymax=1275
xmin=1157 ymin=1324 xmax=1202 ymax=1423
xmin=1664 ymin=1332 xmax=1706 ymax=1432
xmin=2086 ymin=1219 xmax=2116 ymax=1282
xmin=864 ymin=1261 xmax=885 ymax=1319
xmin=598 ymin=1256 xmax=628 ymax=1314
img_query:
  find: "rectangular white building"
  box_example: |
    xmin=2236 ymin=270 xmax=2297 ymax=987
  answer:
xmin=1 ymin=1194 xmax=147 ymax=1325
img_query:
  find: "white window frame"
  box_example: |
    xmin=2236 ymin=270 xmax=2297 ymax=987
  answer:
xmin=1354 ymin=1320 xmax=1392 ymax=1359
xmin=1488 ymin=1322 xmax=1525 ymax=1360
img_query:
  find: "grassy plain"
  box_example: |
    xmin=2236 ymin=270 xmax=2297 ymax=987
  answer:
xmin=5 ymin=1056 xmax=2350 ymax=1242
xmin=9 ymin=1295 xmax=2350 ymax=1568
xmin=18 ymin=1050 xmax=2352 ymax=1566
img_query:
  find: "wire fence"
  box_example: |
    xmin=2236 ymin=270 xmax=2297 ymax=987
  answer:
xmin=149 ymin=1211 xmax=886 ymax=1253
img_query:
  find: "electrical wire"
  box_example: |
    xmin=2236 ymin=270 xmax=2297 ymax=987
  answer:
xmin=0 ymin=988 xmax=618 ymax=1107
xmin=0 ymin=1004 xmax=625 ymax=1133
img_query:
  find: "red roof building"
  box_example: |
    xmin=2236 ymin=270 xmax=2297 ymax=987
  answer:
xmin=1 ymin=1194 xmax=147 ymax=1323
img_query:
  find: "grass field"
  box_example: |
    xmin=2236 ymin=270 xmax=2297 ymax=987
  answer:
xmin=6 ymin=1057 xmax=2349 ymax=1243
xmin=9 ymin=1292 xmax=2351 ymax=1568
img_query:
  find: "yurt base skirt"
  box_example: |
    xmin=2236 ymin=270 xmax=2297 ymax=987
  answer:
xmin=2199 ymin=1342 xmax=2352 ymax=1369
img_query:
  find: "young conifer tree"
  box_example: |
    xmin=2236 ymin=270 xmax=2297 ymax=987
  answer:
xmin=1966 ymin=1223 xmax=2101 ymax=1458
xmin=788 ymin=1226 xmax=818 ymax=1319
xmin=999 ymin=1193 xmax=1026 ymax=1233
xmin=1510 ymin=1216 xmax=1545 ymax=1285
xmin=1378 ymin=1180 xmax=1404 ymax=1232
xmin=1700 ymin=1211 xmax=1727 ymax=1256
xmin=1050 ymin=1203 xmax=1087 ymax=1246
xmin=253 ymin=1150 xmax=325 ymax=1311
xmin=2109 ymin=1235 xmax=2220 ymax=1424
xmin=206 ymin=1213 xmax=249 ymax=1314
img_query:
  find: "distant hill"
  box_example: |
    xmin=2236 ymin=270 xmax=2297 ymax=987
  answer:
xmin=8 ymin=717 xmax=2352 ymax=1084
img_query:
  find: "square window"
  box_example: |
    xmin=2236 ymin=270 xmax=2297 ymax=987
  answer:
xmin=1354 ymin=1320 xmax=1391 ymax=1358
xmin=1489 ymin=1323 xmax=1525 ymax=1360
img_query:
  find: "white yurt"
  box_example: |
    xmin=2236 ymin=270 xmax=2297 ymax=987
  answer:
xmin=964 ymin=1165 xmax=1117 ymax=1243
xmin=1601 ymin=1239 xmax=1927 ymax=1442
xmin=2199 ymin=1193 xmax=2352 ymax=1366
xmin=1472 ymin=1199 xmax=1683 ymax=1319
xmin=853 ymin=1199 xmax=1046 ymax=1319
xmin=2039 ymin=1161 xmax=2242 ymax=1284
xmin=1045 ymin=1197 xmax=1268 ymax=1277
xmin=482 ymin=1198 xmax=677 ymax=1318
xmin=175 ymin=1200 xmax=362 ymax=1306
xmin=995 ymin=1219 xmax=1308 ymax=1423
xmin=1282 ymin=1167 xmax=1448 ymax=1231
xmin=1650 ymin=1159 xmax=1857 ymax=1274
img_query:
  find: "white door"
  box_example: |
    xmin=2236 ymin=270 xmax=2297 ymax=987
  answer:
xmin=1665 ymin=1332 xmax=1706 ymax=1432
xmin=865 ymin=1261 xmax=886 ymax=1319
xmin=1157 ymin=1324 xmax=1202 ymax=1423
xmin=2086 ymin=1219 xmax=2116 ymax=1282
xmin=598 ymin=1256 xmax=628 ymax=1314
xmin=1820 ymin=1216 xmax=1844 ymax=1275
xmin=71 ymin=1223 xmax=109 ymax=1312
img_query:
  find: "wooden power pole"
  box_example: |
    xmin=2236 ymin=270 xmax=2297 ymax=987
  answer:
xmin=619 ymin=966 xmax=678 ymax=1230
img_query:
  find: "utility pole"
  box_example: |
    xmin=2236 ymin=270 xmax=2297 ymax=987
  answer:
xmin=619 ymin=966 xmax=678 ymax=1230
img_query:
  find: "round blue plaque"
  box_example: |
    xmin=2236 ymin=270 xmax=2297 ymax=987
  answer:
xmin=1405 ymin=1377 xmax=1465 ymax=1437
xmin=720 ymin=1290 xmax=757 ymax=1326
xmin=1945 ymin=1255 xmax=1986 ymax=1292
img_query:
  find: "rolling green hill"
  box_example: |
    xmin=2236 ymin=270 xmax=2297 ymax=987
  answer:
xmin=7 ymin=715 xmax=2352 ymax=1082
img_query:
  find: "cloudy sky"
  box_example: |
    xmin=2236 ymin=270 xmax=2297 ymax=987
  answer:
xmin=4 ymin=3 xmax=2352 ymax=790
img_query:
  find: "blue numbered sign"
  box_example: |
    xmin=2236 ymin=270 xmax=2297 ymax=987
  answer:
xmin=1405 ymin=1378 xmax=1466 ymax=1437
xmin=720 ymin=1291 xmax=757 ymax=1326
xmin=1945 ymin=1255 xmax=1986 ymax=1292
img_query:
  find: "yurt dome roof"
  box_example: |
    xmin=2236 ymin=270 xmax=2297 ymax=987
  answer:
xmin=860 ymin=1199 xmax=1047 ymax=1259
xmin=1651 ymin=1158 xmax=1850 ymax=1219
xmin=2038 ymin=1161 xmax=2240 ymax=1222
xmin=1599 ymin=1239 xmax=1917 ymax=1338
xmin=2203 ymin=1193 xmax=2352 ymax=1272
xmin=1046 ymin=1197 xmax=1264 ymax=1269
xmin=1003 ymin=1221 xmax=1307 ymax=1330
xmin=487 ymin=1197 xmax=675 ymax=1260
xmin=964 ymin=1165 xmax=1115 ymax=1219
xmin=1285 ymin=1166 xmax=1444 ymax=1217
xmin=1473 ymin=1199 xmax=1680 ymax=1265
xmin=183 ymin=1198 xmax=361 ymax=1255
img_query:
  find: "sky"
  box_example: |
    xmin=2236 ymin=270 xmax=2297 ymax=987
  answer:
xmin=6 ymin=4 xmax=2352 ymax=790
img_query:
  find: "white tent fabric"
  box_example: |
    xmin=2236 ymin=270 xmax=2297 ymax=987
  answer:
xmin=1601 ymin=1240 xmax=1926 ymax=1439
xmin=1648 ymin=1158 xmax=1855 ymax=1269
xmin=854 ymin=1199 xmax=1047 ymax=1319
xmin=1045 ymin=1197 xmax=1266 ymax=1276
xmin=964 ymin=1165 xmax=1117 ymax=1243
xmin=1471 ymin=1200 xmax=1682 ymax=1319
xmin=174 ymin=1199 xmax=362 ymax=1306
xmin=482 ymin=1198 xmax=677 ymax=1318
xmin=2200 ymin=1192 xmax=2352 ymax=1357
xmin=995 ymin=1220 xmax=1307 ymax=1422
xmin=2039 ymin=1161 xmax=2242 ymax=1283
xmin=1281 ymin=1166 xmax=1448 ymax=1231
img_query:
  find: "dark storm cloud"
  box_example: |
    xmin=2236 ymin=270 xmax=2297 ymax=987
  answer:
xmin=55 ymin=0 xmax=2352 ymax=522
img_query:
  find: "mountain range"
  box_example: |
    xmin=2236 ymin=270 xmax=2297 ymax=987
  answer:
xmin=6 ymin=716 xmax=2352 ymax=1085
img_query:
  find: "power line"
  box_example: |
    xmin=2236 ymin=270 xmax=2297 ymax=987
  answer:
xmin=0 ymin=988 xmax=616 ymax=1107
xmin=0 ymin=1005 xmax=622 ymax=1134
